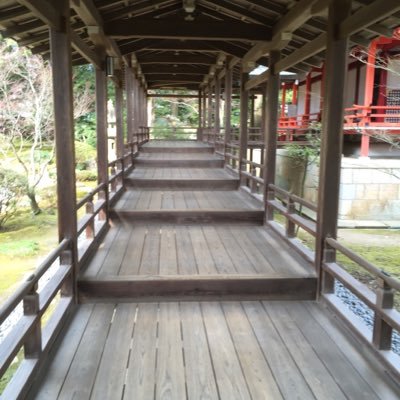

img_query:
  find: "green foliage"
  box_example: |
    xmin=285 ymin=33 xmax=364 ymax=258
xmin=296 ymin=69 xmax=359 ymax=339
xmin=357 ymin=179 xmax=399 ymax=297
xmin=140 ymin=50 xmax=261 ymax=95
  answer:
xmin=74 ymin=141 xmax=96 ymax=170
xmin=76 ymin=169 xmax=97 ymax=182
xmin=0 ymin=168 xmax=26 ymax=229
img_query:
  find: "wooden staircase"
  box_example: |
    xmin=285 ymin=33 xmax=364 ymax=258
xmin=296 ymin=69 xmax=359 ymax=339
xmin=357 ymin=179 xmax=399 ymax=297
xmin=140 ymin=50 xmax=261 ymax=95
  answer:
xmin=78 ymin=141 xmax=316 ymax=302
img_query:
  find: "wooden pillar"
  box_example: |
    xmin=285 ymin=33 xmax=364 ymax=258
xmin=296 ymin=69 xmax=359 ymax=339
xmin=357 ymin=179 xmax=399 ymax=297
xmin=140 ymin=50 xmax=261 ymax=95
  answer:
xmin=360 ymin=39 xmax=378 ymax=157
xmin=50 ymin=0 xmax=77 ymax=296
xmin=125 ymin=65 xmax=134 ymax=142
xmin=202 ymin=89 xmax=207 ymax=130
xmin=316 ymin=0 xmax=351 ymax=282
xmin=305 ymin=71 xmax=312 ymax=118
xmin=96 ymin=67 xmax=108 ymax=188
xmin=281 ymin=82 xmax=287 ymax=118
xmin=207 ymin=87 xmax=213 ymax=128
xmin=198 ymin=90 xmax=202 ymax=141
xmin=224 ymin=65 xmax=233 ymax=146
xmin=115 ymin=78 xmax=124 ymax=158
xmin=292 ymin=81 xmax=298 ymax=105
xmin=250 ymin=94 xmax=256 ymax=127
xmin=263 ymin=51 xmax=281 ymax=220
xmin=215 ymin=76 xmax=221 ymax=133
xmin=239 ymin=71 xmax=249 ymax=173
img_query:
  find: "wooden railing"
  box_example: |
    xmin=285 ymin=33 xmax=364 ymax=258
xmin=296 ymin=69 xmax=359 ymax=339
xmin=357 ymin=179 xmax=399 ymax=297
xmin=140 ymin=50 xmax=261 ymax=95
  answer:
xmin=240 ymin=159 xmax=264 ymax=196
xmin=0 ymin=239 xmax=74 ymax=399
xmin=266 ymin=184 xmax=317 ymax=263
xmin=344 ymin=105 xmax=400 ymax=129
xmin=149 ymin=126 xmax=197 ymax=140
xmin=321 ymin=237 xmax=400 ymax=377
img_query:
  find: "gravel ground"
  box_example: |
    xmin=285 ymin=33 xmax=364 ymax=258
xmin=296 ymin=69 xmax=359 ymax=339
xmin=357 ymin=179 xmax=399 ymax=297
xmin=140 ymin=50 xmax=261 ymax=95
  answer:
xmin=335 ymin=281 xmax=400 ymax=355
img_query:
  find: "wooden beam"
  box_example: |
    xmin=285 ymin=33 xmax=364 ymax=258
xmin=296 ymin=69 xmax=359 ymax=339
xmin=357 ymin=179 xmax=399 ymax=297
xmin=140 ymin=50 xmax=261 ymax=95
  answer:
xmin=245 ymin=70 xmax=269 ymax=91
xmin=147 ymin=74 xmax=204 ymax=82
xmin=242 ymin=0 xmax=328 ymax=66
xmin=104 ymin=19 xmax=272 ymax=41
xmin=137 ymin=54 xmax=215 ymax=65
xmin=17 ymin=0 xmax=60 ymax=30
xmin=70 ymin=31 xmax=102 ymax=69
xmin=71 ymin=0 xmax=121 ymax=58
xmin=340 ymin=0 xmax=400 ymax=38
xmin=316 ymin=0 xmax=351 ymax=286
xmin=275 ymin=33 xmax=326 ymax=73
xmin=141 ymin=65 xmax=209 ymax=74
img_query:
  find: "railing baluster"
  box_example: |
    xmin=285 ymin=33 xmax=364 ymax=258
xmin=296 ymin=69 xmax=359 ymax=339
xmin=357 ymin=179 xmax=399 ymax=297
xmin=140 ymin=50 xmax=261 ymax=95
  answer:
xmin=23 ymin=282 xmax=41 ymax=359
xmin=286 ymin=195 xmax=296 ymax=238
xmin=85 ymin=199 xmax=95 ymax=238
xmin=98 ymin=190 xmax=106 ymax=221
xmin=322 ymin=247 xmax=335 ymax=293
xmin=373 ymin=278 xmax=394 ymax=350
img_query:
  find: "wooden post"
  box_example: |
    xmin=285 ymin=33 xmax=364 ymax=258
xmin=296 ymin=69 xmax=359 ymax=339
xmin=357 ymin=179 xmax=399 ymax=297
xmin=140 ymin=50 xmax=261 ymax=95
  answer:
xmin=316 ymin=0 xmax=351 ymax=282
xmin=372 ymin=278 xmax=394 ymax=350
xmin=361 ymin=39 xmax=377 ymax=157
xmin=96 ymin=67 xmax=108 ymax=187
xmin=215 ymin=76 xmax=221 ymax=136
xmin=224 ymin=65 xmax=233 ymax=148
xmin=281 ymin=83 xmax=286 ymax=118
xmin=305 ymin=71 xmax=312 ymax=120
xmin=115 ymin=76 xmax=124 ymax=158
xmin=198 ymin=90 xmax=202 ymax=141
xmin=263 ymin=51 xmax=281 ymax=221
xmin=239 ymin=70 xmax=249 ymax=177
xmin=50 ymin=0 xmax=78 ymax=297
xmin=207 ymin=86 xmax=213 ymax=128
xmin=202 ymin=89 xmax=207 ymax=136
xmin=125 ymin=64 xmax=134 ymax=143
xmin=250 ymin=94 xmax=255 ymax=127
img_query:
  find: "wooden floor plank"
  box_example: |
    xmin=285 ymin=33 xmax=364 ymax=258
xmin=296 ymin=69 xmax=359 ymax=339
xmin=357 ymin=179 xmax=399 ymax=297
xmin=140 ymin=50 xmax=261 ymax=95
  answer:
xmin=215 ymin=227 xmax=257 ymax=274
xmin=265 ymin=302 xmax=347 ymax=400
xmin=201 ymin=302 xmax=251 ymax=400
xmin=189 ymin=227 xmax=218 ymax=274
xmin=180 ymin=302 xmax=219 ymax=400
xmin=203 ymin=226 xmax=237 ymax=274
xmin=302 ymin=302 xmax=400 ymax=400
xmin=97 ymin=227 xmax=132 ymax=276
xmin=124 ymin=303 xmax=158 ymax=400
xmin=138 ymin=226 xmax=160 ymax=275
xmin=32 ymin=305 xmax=94 ymax=400
xmin=149 ymin=190 xmax=163 ymax=209
xmin=183 ymin=191 xmax=199 ymax=209
xmin=155 ymin=303 xmax=186 ymax=400
xmin=173 ymin=191 xmax=186 ymax=209
xmin=222 ymin=302 xmax=283 ymax=400
xmin=175 ymin=226 xmax=198 ymax=275
xmin=90 ymin=303 xmax=136 ymax=400
xmin=243 ymin=301 xmax=316 ymax=399
xmin=81 ymin=225 xmax=120 ymax=278
xmin=159 ymin=227 xmax=178 ymax=274
xmin=229 ymin=227 xmax=276 ymax=274
xmin=57 ymin=304 xmax=115 ymax=400
xmin=119 ymin=226 xmax=147 ymax=275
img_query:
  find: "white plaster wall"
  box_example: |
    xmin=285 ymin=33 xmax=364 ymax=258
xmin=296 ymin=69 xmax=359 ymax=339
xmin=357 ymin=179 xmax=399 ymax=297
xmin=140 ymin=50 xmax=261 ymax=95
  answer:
xmin=310 ymin=80 xmax=321 ymax=114
xmin=297 ymin=84 xmax=306 ymax=115
xmin=387 ymin=59 xmax=400 ymax=93
xmin=357 ymin=65 xmax=367 ymax=104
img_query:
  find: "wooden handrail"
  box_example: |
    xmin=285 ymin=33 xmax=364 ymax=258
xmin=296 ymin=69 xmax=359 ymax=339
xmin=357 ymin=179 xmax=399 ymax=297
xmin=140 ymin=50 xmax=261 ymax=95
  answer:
xmin=325 ymin=237 xmax=400 ymax=291
xmin=76 ymin=183 xmax=106 ymax=210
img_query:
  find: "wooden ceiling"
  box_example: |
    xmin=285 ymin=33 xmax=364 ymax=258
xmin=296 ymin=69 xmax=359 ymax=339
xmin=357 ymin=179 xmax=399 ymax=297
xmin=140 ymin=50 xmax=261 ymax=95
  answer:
xmin=0 ymin=0 xmax=400 ymax=91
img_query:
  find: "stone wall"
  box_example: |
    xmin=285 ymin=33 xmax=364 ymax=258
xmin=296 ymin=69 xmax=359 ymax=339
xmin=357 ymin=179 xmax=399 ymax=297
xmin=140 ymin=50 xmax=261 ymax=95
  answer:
xmin=275 ymin=150 xmax=400 ymax=224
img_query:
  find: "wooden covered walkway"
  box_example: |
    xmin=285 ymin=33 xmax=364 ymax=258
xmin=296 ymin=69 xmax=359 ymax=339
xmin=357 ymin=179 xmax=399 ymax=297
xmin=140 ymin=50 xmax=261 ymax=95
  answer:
xmin=27 ymin=141 xmax=399 ymax=400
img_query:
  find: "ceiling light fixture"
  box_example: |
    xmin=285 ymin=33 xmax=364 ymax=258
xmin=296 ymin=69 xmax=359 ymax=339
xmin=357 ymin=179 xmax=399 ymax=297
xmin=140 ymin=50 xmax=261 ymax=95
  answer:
xmin=183 ymin=0 xmax=196 ymax=13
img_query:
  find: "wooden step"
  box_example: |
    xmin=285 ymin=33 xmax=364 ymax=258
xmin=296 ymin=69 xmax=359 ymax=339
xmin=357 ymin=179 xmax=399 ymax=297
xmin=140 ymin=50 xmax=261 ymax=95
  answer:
xmin=141 ymin=146 xmax=214 ymax=153
xmin=125 ymin=177 xmax=239 ymax=190
xmin=134 ymin=158 xmax=224 ymax=168
xmin=78 ymin=274 xmax=317 ymax=302
xmin=110 ymin=209 xmax=264 ymax=225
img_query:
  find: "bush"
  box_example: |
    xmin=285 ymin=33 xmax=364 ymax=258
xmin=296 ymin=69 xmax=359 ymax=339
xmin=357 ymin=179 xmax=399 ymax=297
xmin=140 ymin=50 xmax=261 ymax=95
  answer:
xmin=76 ymin=169 xmax=97 ymax=182
xmin=75 ymin=141 xmax=96 ymax=170
xmin=0 ymin=169 xmax=26 ymax=229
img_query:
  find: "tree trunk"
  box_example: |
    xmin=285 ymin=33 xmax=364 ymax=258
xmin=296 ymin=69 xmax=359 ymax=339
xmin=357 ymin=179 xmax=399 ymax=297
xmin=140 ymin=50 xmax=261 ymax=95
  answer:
xmin=27 ymin=190 xmax=41 ymax=215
